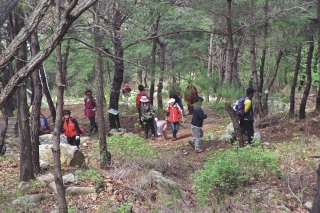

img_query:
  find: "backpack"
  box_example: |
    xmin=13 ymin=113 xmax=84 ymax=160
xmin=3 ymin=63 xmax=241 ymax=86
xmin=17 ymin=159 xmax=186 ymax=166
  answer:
xmin=231 ymin=96 xmax=247 ymax=117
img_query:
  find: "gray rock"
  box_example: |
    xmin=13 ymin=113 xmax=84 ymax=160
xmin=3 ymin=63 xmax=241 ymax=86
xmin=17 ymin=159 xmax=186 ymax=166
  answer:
xmin=65 ymin=186 xmax=95 ymax=195
xmin=304 ymin=201 xmax=313 ymax=212
xmin=63 ymin=173 xmax=78 ymax=184
xmin=40 ymin=159 xmax=50 ymax=170
xmin=49 ymin=182 xmax=57 ymax=194
xmin=12 ymin=194 xmax=42 ymax=205
xmin=39 ymin=144 xmax=85 ymax=167
xmin=149 ymin=170 xmax=187 ymax=200
xmin=253 ymin=132 xmax=261 ymax=143
xmin=219 ymin=133 xmax=233 ymax=142
xmin=225 ymin=123 xmax=234 ymax=135
xmin=37 ymin=173 xmax=54 ymax=182
xmin=110 ymin=128 xmax=126 ymax=135
xmin=312 ymin=118 xmax=319 ymax=123
xmin=18 ymin=181 xmax=28 ymax=188
xmin=203 ymin=133 xmax=218 ymax=141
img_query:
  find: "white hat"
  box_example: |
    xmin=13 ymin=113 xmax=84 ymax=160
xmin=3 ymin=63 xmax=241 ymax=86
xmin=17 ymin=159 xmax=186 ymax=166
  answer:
xmin=168 ymin=98 xmax=175 ymax=103
xmin=140 ymin=96 xmax=149 ymax=102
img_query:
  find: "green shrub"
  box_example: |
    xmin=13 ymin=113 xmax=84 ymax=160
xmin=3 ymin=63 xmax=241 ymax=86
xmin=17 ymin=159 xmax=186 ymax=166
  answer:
xmin=193 ymin=145 xmax=281 ymax=204
xmin=107 ymin=134 xmax=155 ymax=160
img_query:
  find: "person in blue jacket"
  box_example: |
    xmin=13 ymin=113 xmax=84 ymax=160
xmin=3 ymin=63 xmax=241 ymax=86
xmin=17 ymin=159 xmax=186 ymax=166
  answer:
xmin=189 ymin=97 xmax=207 ymax=153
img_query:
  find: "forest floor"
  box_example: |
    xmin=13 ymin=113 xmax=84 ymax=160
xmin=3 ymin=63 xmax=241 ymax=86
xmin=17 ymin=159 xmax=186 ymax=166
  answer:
xmin=2 ymin=100 xmax=320 ymax=212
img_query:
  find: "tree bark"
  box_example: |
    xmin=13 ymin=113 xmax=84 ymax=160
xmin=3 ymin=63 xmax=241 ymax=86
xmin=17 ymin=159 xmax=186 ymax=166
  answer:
xmin=30 ymin=31 xmax=42 ymax=175
xmin=312 ymin=163 xmax=320 ymax=212
xmin=156 ymin=32 xmax=166 ymax=110
xmin=108 ymin=8 xmax=127 ymax=129
xmin=0 ymin=0 xmax=19 ymax=27
xmin=225 ymin=102 xmax=244 ymax=147
xmin=93 ymin=3 xmax=111 ymax=167
xmin=0 ymin=0 xmax=98 ymax=110
xmin=14 ymin=6 xmax=34 ymax=181
xmin=262 ymin=49 xmax=283 ymax=116
xmin=0 ymin=108 xmax=8 ymax=156
xmin=0 ymin=0 xmax=53 ymax=72
xmin=150 ymin=13 xmax=160 ymax=106
xmin=207 ymin=18 xmax=215 ymax=102
xmin=316 ymin=0 xmax=320 ymax=112
xmin=299 ymin=37 xmax=314 ymax=120
xmin=289 ymin=43 xmax=302 ymax=118
xmin=225 ymin=0 xmax=234 ymax=84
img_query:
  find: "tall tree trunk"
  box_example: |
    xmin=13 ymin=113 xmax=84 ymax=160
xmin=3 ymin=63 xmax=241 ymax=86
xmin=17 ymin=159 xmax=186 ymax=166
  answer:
xmin=137 ymin=54 xmax=142 ymax=85
xmin=289 ymin=43 xmax=302 ymax=117
xmin=299 ymin=37 xmax=314 ymax=120
xmin=207 ymin=18 xmax=215 ymax=102
xmin=109 ymin=9 xmax=126 ymax=129
xmin=225 ymin=0 xmax=234 ymax=84
xmin=52 ymin=0 xmax=67 ymax=212
xmin=316 ymin=0 xmax=320 ymax=112
xmin=0 ymin=108 xmax=8 ymax=155
xmin=156 ymin=34 xmax=166 ymax=110
xmin=93 ymin=3 xmax=111 ymax=167
xmin=150 ymin=13 xmax=160 ymax=106
xmin=262 ymin=49 xmax=283 ymax=116
xmin=0 ymin=0 xmax=19 ymax=26
xmin=14 ymin=6 xmax=34 ymax=181
xmin=232 ymin=35 xmax=242 ymax=88
xmin=40 ymin=65 xmax=56 ymax=122
xmin=30 ymin=31 xmax=42 ymax=175
xmin=312 ymin=163 xmax=320 ymax=212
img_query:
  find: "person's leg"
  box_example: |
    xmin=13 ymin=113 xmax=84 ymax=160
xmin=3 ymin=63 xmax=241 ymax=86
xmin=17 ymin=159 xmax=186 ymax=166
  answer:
xmin=76 ymin=137 xmax=80 ymax=148
xmin=170 ymin=122 xmax=175 ymax=138
xmin=174 ymin=122 xmax=179 ymax=138
xmin=177 ymin=100 xmax=184 ymax=115
xmin=144 ymin=120 xmax=149 ymax=137
xmin=246 ymin=121 xmax=254 ymax=144
xmin=138 ymin=110 xmax=143 ymax=127
xmin=92 ymin=116 xmax=98 ymax=132
xmin=89 ymin=117 xmax=97 ymax=133
xmin=192 ymin=126 xmax=202 ymax=151
xmin=40 ymin=118 xmax=46 ymax=130
xmin=67 ymin=137 xmax=73 ymax=146
xmin=43 ymin=116 xmax=49 ymax=129
xmin=149 ymin=119 xmax=156 ymax=136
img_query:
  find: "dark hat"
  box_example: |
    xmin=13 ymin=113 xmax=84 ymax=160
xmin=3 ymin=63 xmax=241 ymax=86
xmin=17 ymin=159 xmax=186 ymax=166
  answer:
xmin=246 ymin=87 xmax=256 ymax=94
xmin=63 ymin=110 xmax=71 ymax=115
xmin=195 ymin=97 xmax=204 ymax=103
xmin=85 ymin=90 xmax=92 ymax=95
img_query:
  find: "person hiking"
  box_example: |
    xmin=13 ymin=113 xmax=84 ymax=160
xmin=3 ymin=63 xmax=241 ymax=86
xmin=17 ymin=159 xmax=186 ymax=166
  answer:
xmin=136 ymin=85 xmax=150 ymax=128
xmin=140 ymin=96 xmax=157 ymax=140
xmin=240 ymin=87 xmax=256 ymax=145
xmin=122 ymin=83 xmax=132 ymax=108
xmin=166 ymin=98 xmax=184 ymax=141
xmin=169 ymin=84 xmax=184 ymax=115
xmin=62 ymin=110 xmax=81 ymax=148
xmin=84 ymin=90 xmax=98 ymax=135
xmin=184 ymin=82 xmax=198 ymax=115
xmin=189 ymin=97 xmax=207 ymax=153
xmin=29 ymin=105 xmax=50 ymax=133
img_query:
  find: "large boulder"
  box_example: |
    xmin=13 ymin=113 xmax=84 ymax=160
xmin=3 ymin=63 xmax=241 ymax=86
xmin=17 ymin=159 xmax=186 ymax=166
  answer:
xmin=149 ymin=171 xmax=187 ymax=200
xmin=39 ymin=144 xmax=85 ymax=167
xmin=12 ymin=194 xmax=42 ymax=205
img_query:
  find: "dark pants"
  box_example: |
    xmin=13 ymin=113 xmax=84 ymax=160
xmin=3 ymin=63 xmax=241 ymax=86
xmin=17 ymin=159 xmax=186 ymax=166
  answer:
xmin=187 ymin=102 xmax=194 ymax=114
xmin=89 ymin=116 xmax=98 ymax=132
xmin=240 ymin=120 xmax=254 ymax=144
xmin=144 ymin=118 xmax=155 ymax=137
xmin=138 ymin=109 xmax=143 ymax=127
xmin=170 ymin=122 xmax=179 ymax=138
xmin=67 ymin=136 xmax=80 ymax=148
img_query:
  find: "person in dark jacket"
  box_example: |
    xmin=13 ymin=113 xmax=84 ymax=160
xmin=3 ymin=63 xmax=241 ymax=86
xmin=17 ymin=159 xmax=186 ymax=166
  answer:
xmin=240 ymin=87 xmax=256 ymax=144
xmin=189 ymin=97 xmax=207 ymax=153
xmin=136 ymin=85 xmax=150 ymax=127
xmin=84 ymin=90 xmax=98 ymax=135
xmin=62 ymin=110 xmax=81 ymax=148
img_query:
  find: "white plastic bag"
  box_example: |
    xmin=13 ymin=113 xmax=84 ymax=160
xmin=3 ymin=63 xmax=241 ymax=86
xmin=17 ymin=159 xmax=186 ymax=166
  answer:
xmin=156 ymin=120 xmax=167 ymax=136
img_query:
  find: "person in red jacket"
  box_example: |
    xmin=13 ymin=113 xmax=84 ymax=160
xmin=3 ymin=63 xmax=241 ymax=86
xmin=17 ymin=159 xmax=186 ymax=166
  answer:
xmin=62 ymin=110 xmax=81 ymax=148
xmin=136 ymin=85 xmax=150 ymax=127
xmin=184 ymin=82 xmax=198 ymax=115
xmin=166 ymin=98 xmax=184 ymax=141
xmin=84 ymin=90 xmax=98 ymax=135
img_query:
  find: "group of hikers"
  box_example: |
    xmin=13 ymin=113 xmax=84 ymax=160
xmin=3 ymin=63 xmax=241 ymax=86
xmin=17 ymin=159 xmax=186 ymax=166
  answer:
xmin=36 ymin=82 xmax=256 ymax=153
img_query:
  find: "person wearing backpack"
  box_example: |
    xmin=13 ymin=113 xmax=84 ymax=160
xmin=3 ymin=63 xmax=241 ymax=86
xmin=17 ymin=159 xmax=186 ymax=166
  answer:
xmin=240 ymin=87 xmax=256 ymax=144
xmin=140 ymin=96 xmax=157 ymax=140
xmin=62 ymin=110 xmax=81 ymax=148
xmin=189 ymin=97 xmax=207 ymax=153
xmin=184 ymin=81 xmax=198 ymax=115
xmin=166 ymin=98 xmax=184 ymax=141
xmin=84 ymin=90 xmax=98 ymax=135
xmin=136 ymin=85 xmax=150 ymax=127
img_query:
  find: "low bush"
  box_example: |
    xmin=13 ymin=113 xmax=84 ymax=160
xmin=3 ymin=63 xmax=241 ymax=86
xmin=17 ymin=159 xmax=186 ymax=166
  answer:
xmin=193 ymin=144 xmax=281 ymax=204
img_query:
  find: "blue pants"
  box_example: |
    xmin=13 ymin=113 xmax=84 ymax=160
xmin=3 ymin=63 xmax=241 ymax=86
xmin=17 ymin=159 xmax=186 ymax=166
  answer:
xmin=170 ymin=122 xmax=179 ymax=138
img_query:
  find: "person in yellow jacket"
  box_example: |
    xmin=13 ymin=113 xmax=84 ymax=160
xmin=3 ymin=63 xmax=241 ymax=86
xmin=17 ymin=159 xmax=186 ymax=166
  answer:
xmin=240 ymin=88 xmax=256 ymax=144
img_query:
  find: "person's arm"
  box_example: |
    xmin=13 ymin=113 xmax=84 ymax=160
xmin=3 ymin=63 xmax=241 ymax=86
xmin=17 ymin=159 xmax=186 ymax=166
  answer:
xmin=72 ymin=118 xmax=81 ymax=136
xmin=244 ymin=99 xmax=252 ymax=113
xmin=196 ymin=107 xmax=207 ymax=120
xmin=136 ymin=94 xmax=140 ymax=109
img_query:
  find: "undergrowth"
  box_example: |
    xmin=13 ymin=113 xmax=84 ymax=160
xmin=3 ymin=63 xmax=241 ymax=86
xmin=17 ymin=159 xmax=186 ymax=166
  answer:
xmin=194 ymin=144 xmax=282 ymax=205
